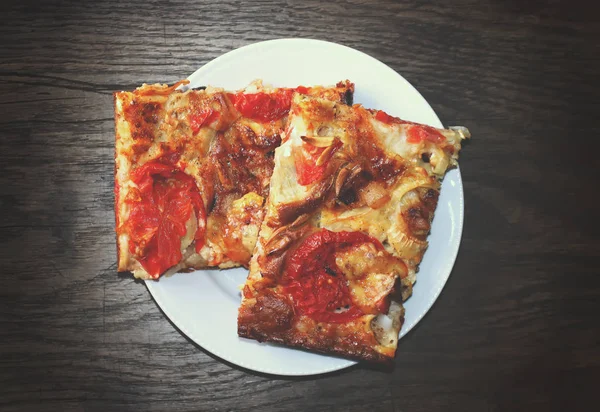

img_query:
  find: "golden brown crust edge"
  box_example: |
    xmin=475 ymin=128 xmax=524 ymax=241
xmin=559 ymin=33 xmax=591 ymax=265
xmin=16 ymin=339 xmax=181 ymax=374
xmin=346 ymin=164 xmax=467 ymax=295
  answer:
xmin=237 ymin=289 xmax=405 ymax=363
xmin=113 ymin=91 xmax=122 ymax=272
xmin=238 ymin=315 xmax=403 ymax=364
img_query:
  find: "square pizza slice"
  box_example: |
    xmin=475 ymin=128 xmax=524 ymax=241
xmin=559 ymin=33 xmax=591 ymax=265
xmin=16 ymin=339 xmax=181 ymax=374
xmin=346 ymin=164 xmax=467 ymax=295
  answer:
xmin=114 ymin=80 xmax=354 ymax=279
xmin=238 ymin=94 xmax=469 ymax=361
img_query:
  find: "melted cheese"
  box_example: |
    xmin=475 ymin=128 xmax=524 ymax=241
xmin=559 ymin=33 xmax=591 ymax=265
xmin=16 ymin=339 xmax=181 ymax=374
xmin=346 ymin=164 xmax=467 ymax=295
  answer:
xmin=335 ymin=247 xmax=398 ymax=314
xmin=371 ymin=300 xmax=404 ymax=349
xmin=229 ymin=192 xmax=265 ymax=254
xmin=181 ymin=211 xmax=198 ymax=254
xmin=269 ymin=139 xmax=310 ymax=206
xmin=321 ymin=170 xmax=438 ymax=287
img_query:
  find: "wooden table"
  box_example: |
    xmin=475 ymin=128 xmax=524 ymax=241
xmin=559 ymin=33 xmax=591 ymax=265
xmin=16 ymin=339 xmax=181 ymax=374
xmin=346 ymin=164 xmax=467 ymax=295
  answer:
xmin=2 ymin=1 xmax=599 ymax=410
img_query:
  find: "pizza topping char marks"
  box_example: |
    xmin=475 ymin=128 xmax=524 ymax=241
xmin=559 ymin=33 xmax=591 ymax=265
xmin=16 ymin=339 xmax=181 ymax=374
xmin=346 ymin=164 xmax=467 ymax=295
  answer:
xmin=124 ymin=100 xmax=162 ymax=142
xmin=354 ymin=132 xmax=404 ymax=184
xmin=124 ymin=155 xmax=206 ymax=278
xmin=282 ymin=229 xmax=385 ymax=323
xmin=402 ymin=187 xmax=439 ymax=240
xmin=208 ymin=125 xmax=276 ymax=215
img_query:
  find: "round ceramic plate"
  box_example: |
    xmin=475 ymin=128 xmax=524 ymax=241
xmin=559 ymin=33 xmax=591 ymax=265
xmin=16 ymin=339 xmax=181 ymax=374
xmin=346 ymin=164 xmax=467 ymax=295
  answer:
xmin=145 ymin=38 xmax=464 ymax=376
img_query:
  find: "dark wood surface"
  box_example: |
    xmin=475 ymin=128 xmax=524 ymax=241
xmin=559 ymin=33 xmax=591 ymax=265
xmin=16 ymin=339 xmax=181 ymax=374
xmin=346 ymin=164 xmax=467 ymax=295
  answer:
xmin=2 ymin=0 xmax=599 ymax=410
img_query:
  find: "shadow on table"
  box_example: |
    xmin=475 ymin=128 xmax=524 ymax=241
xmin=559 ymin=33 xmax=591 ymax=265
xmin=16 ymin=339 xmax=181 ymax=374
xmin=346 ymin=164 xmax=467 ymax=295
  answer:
xmin=146 ymin=283 xmax=448 ymax=381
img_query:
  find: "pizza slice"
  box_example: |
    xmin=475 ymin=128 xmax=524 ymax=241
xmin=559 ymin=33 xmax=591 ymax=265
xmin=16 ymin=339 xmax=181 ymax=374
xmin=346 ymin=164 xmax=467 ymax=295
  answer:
xmin=238 ymin=93 xmax=469 ymax=361
xmin=114 ymin=80 xmax=354 ymax=279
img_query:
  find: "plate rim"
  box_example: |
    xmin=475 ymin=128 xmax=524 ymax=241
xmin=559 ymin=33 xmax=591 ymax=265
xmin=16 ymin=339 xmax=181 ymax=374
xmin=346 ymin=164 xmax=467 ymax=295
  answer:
xmin=145 ymin=38 xmax=464 ymax=376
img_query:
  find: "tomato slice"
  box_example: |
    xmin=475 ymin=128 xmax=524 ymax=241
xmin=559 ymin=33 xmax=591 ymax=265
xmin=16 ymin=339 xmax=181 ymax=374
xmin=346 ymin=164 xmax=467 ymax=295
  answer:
xmin=406 ymin=124 xmax=446 ymax=144
xmin=229 ymin=89 xmax=294 ymax=123
xmin=125 ymin=156 xmax=206 ymax=278
xmin=283 ymin=229 xmax=384 ymax=323
xmin=228 ymin=86 xmax=312 ymax=123
xmin=294 ymin=143 xmax=327 ymax=186
xmin=294 ymin=139 xmax=342 ymax=186
xmin=375 ymin=110 xmax=398 ymax=125
xmin=374 ymin=110 xmax=446 ymax=145
xmin=295 ymin=86 xmax=310 ymax=95
xmin=189 ymin=108 xmax=219 ymax=134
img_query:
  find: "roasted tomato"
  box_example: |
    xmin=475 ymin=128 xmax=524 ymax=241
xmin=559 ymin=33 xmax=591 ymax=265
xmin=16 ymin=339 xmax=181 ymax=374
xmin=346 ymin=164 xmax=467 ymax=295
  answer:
xmin=374 ymin=110 xmax=446 ymax=145
xmin=406 ymin=124 xmax=446 ymax=144
xmin=294 ymin=138 xmax=342 ymax=186
xmin=374 ymin=110 xmax=398 ymax=125
xmin=228 ymin=89 xmax=294 ymax=123
xmin=124 ymin=155 xmax=206 ymax=278
xmin=283 ymin=229 xmax=384 ymax=323
xmin=189 ymin=108 xmax=219 ymax=134
xmin=228 ymin=87 xmax=313 ymax=123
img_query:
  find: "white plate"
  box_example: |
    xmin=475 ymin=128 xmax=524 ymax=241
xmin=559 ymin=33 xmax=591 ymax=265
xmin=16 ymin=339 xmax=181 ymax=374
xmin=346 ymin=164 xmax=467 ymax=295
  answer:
xmin=145 ymin=38 xmax=464 ymax=376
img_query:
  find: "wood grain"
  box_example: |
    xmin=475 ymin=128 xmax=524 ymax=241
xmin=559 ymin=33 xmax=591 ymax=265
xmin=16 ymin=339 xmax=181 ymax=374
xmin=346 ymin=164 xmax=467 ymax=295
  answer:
xmin=1 ymin=0 xmax=599 ymax=411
